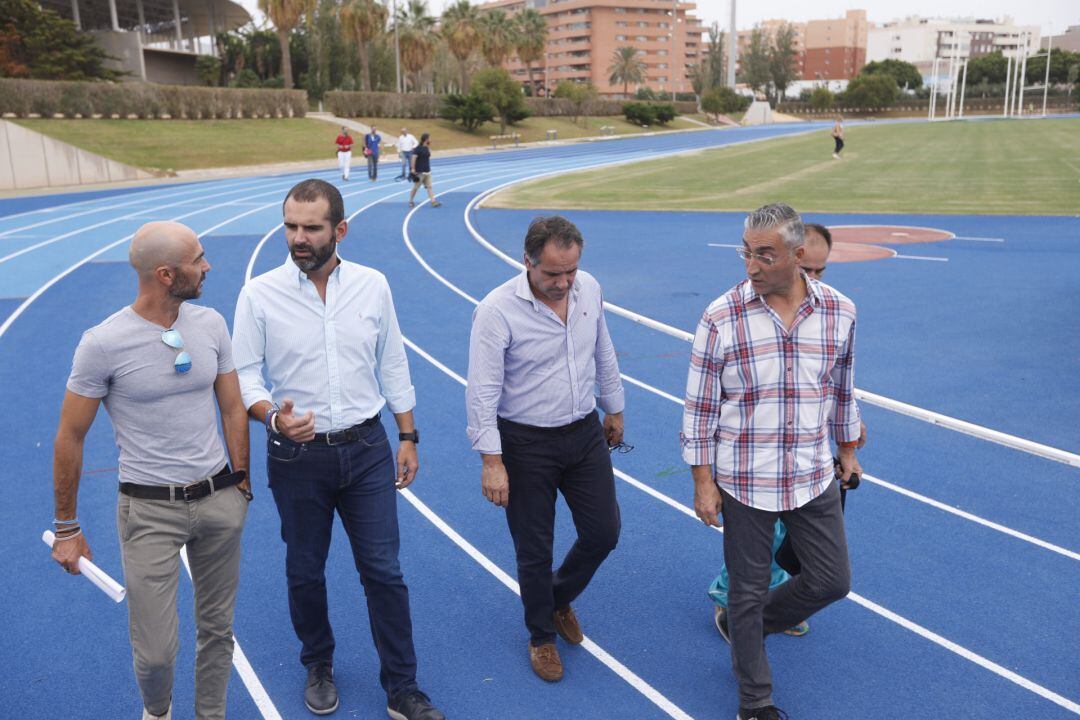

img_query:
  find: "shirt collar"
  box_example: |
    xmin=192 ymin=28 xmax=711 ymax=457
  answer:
xmin=284 ymin=254 xmax=343 ymax=290
xmin=514 ymin=269 xmax=578 ymax=312
xmin=739 ymin=271 xmax=822 ymax=308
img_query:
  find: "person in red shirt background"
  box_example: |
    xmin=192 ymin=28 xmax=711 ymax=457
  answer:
xmin=335 ymin=127 xmax=354 ymax=182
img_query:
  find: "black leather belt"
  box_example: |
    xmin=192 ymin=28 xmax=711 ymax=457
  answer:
xmin=304 ymin=414 xmax=380 ymax=446
xmin=120 ymin=466 xmax=245 ymax=502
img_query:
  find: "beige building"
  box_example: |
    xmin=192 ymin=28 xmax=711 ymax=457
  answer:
xmin=477 ymin=0 xmax=706 ymax=97
xmin=868 ymin=16 xmax=1042 ymax=77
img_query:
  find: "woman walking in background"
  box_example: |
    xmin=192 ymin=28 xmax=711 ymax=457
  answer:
xmin=832 ymin=118 xmax=845 ymax=159
xmin=408 ymin=133 xmax=441 ymax=208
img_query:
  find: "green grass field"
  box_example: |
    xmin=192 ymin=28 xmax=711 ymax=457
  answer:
xmin=14 ymin=114 xmax=703 ymax=173
xmin=488 ymin=118 xmax=1080 ymax=215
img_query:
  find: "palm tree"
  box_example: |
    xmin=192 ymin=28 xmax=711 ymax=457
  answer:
xmin=259 ymin=0 xmax=316 ymax=89
xmin=513 ymin=8 xmax=547 ymax=94
xmin=339 ymin=0 xmax=388 ymax=91
xmin=478 ymin=10 xmax=517 ymax=68
xmin=440 ymin=0 xmax=480 ymax=92
xmin=608 ymin=45 xmax=646 ymax=97
xmin=395 ymin=0 xmax=436 ymax=92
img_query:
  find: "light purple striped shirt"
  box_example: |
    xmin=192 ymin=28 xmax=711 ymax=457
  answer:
xmin=466 ymin=270 xmax=625 ymax=454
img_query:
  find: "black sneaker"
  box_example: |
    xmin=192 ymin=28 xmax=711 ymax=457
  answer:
xmin=305 ymin=662 xmax=339 ymax=715
xmin=387 ymin=690 xmax=445 ymax=720
xmin=714 ymin=605 xmax=731 ymax=644
xmin=737 ymin=705 xmax=788 ymax=720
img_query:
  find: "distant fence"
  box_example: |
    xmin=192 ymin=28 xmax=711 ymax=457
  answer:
xmin=326 ymin=91 xmax=697 ymax=119
xmin=0 ymin=79 xmax=308 ymax=119
xmin=777 ymin=98 xmax=1078 ymax=118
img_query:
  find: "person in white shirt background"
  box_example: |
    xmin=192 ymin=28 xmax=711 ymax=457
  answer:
xmin=395 ymin=127 xmax=419 ymax=182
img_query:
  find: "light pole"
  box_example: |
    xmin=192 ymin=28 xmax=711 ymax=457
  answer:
xmin=726 ymin=0 xmax=736 ymax=87
xmin=393 ymin=0 xmax=402 ymax=93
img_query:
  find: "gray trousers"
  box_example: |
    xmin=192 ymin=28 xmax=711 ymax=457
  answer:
xmin=117 ymin=485 xmax=248 ymax=719
xmin=721 ymin=479 xmax=851 ymax=708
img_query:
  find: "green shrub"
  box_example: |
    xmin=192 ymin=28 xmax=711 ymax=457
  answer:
xmin=622 ymin=101 xmax=657 ymax=126
xmin=440 ymin=93 xmax=495 ymax=131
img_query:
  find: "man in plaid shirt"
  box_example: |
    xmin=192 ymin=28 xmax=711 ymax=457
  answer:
xmin=681 ymin=203 xmax=862 ymax=720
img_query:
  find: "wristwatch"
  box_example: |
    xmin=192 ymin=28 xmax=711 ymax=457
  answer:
xmin=399 ymin=430 xmax=420 ymax=444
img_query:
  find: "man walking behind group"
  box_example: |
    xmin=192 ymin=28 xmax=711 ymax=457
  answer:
xmin=364 ymin=125 xmax=382 ymax=181
xmin=682 ymin=203 xmax=862 ymax=720
xmin=394 ymin=127 xmax=418 ymax=182
xmin=52 ymin=221 xmax=251 ymax=720
xmin=335 ymin=127 xmax=354 ymax=182
xmin=466 ymin=216 xmax=625 ymax=683
xmin=232 ymin=179 xmax=443 ymax=720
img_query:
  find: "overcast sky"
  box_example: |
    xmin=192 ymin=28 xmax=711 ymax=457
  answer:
xmin=236 ymin=0 xmax=1077 ymax=36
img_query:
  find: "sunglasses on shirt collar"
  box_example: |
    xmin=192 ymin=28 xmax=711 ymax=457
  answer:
xmin=161 ymin=329 xmax=192 ymax=374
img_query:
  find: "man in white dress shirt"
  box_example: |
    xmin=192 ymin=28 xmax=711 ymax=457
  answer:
xmin=231 ymin=179 xmax=443 ymax=720
xmin=466 ymin=215 xmax=625 ymax=683
xmin=394 ymin=127 xmax=419 ymax=182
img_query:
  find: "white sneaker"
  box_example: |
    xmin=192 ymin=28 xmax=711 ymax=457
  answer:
xmin=141 ymin=705 xmax=171 ymax=720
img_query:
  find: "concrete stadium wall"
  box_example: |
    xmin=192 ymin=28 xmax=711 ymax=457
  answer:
xmin=0 ymin=120 xmax=155 ymax=191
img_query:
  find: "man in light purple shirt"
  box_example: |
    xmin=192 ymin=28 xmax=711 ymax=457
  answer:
xmin=466 ymin=216 xmax=625 ymax=683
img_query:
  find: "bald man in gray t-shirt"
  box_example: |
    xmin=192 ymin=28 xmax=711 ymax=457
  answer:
xmin=51 ymin=221 xmax=250 ymax=720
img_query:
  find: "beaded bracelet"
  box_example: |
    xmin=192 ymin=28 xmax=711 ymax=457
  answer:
xmin=53 ymin=518 xmax=79 ymax=526
xmin=54 ymin=529 xmax=83 ymax=542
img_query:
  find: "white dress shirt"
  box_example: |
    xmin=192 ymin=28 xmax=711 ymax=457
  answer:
xmin=466 ymin=269 xmax=625 ymax=455
xmin=396 ymin=133 xmax=419 ymax=152
xmin=233 ymin=256 xmax=416 ymax=432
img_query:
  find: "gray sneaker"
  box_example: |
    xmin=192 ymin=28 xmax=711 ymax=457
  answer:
xmin=305 ymin=662 xmax=339 ymax=715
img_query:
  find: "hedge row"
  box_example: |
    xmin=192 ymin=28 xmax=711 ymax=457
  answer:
xmin=0 ymin=79 xmax=308 ymax=119
xmin=327 ymin=91 xmax=697 ymax=119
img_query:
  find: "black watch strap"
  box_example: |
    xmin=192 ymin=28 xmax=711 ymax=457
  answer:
xmin=399 ymin=430 xmax=420 ymax=444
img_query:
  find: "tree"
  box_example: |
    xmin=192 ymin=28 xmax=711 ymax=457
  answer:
xmin=861 ymin=59 xmax=922 ymax=90
xmin=700 ymin=85 xmax=745 ymax=120
xmin=0 ymin=0 xmax=122 ymax=80
xmin=705 ymin=23 xmax=726 ymax=90
xmin=841 ymin=73 xmax=899 ymax=108
xmin=809 ymin=85 xmax=834 ymax=110
xmin=260 ymin=0 xmax=316 ymax=89
xmin=339 ymin=0 xmax=387 ymax=91
xmin=395 ymin=0 xmax=436 ymax=91
xmin=553 ymin=79 xmax=597 ymax=124
xmin=441 ymin=0 xmax=480 ymax=91
xmin=514 ymin=9 xmax=547 ymax=94
xmin=195 ymin=55 xmax=222 ymax=86
xmin=471 ymin=66 xmax=529 ymax=132
xmin=1026 ymin=48 xmax=1080 ymax=85
xmin=965 ymin=51 xmax=1008 ymax=86
xmin=608 ymin=46 xmax=646 ymax=97
xmin=769 ymin=23 xmax=799 ymax=100
xmin=740 ymin=27 xmax=772 ymax=96
xmin=440 ymin=92 xmax=494 ymax=130
xmin=478 ymin=10 xmax=517 ymax=67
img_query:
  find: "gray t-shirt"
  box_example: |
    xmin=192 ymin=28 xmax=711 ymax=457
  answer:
xmin=67 ymin=303 xmax=234 ymax=487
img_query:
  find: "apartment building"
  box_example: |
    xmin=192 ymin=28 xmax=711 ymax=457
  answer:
xmin=734 ymin=10 xmax=867 ymax=82
xmin=477 ymin=0 xmax=705 ymax=97
xmin=868 ymin=16 xmax=1042 ymax=76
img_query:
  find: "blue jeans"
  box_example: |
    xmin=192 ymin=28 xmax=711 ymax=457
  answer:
xmin=267 ymin=420 xmax=418 ymax=699
xmin=398 ymin=150 xmax=412 ymax=179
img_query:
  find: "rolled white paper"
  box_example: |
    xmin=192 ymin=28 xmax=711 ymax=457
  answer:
xmin=42 ymin=530 xmax=126 ymax=603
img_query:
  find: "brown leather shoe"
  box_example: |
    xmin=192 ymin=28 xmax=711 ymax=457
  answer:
xmin=553 ymin=605 xmax=584 ymax=645
xmin=529 ymin=642 xmax=563 ymax=682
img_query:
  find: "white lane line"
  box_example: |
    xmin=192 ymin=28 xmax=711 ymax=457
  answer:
xmin=0 ymin=175 xmax=276 ymax=240
xmin=408 ymin=182 xmax=1080 ymax=561
xmin=707 ymin=243 xmax=741 ymax=249
xmin=893 ymin=254 xmax=950 ymax=262
xmin=463 ymin=179 xmax=1080 ymax=469
xmin=401 ymin=334 xmax=1080 ymax=716
xmin=399 ymin=488 xmax=694 ymax=720
xmin=180 ymin=547 xmax=282 ymax=720
xmin=861 ymin=473 xmax=1080 ymax=562
xmin=951 ymin=237 xmax=1005 ymax=242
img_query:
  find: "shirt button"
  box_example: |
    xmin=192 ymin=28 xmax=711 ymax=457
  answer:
xmin=786 ymin=421 xmax=793 ymax=426
xmin=786 ymin=367 xmax=792 ymax=372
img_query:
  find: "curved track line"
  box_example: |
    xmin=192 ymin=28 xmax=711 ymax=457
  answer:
xmin=403 ymin=174 xmax=1080 ymax=563
xmin=462 ymin=170 xmax=1080 ymax=468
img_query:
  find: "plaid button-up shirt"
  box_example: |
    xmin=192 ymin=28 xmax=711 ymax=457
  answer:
xmin=681 ymin=277 xmax=861 ymax=511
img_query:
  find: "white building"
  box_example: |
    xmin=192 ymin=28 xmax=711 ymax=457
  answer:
xmin=868 ymin=16 xmax=1041 ymax=83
